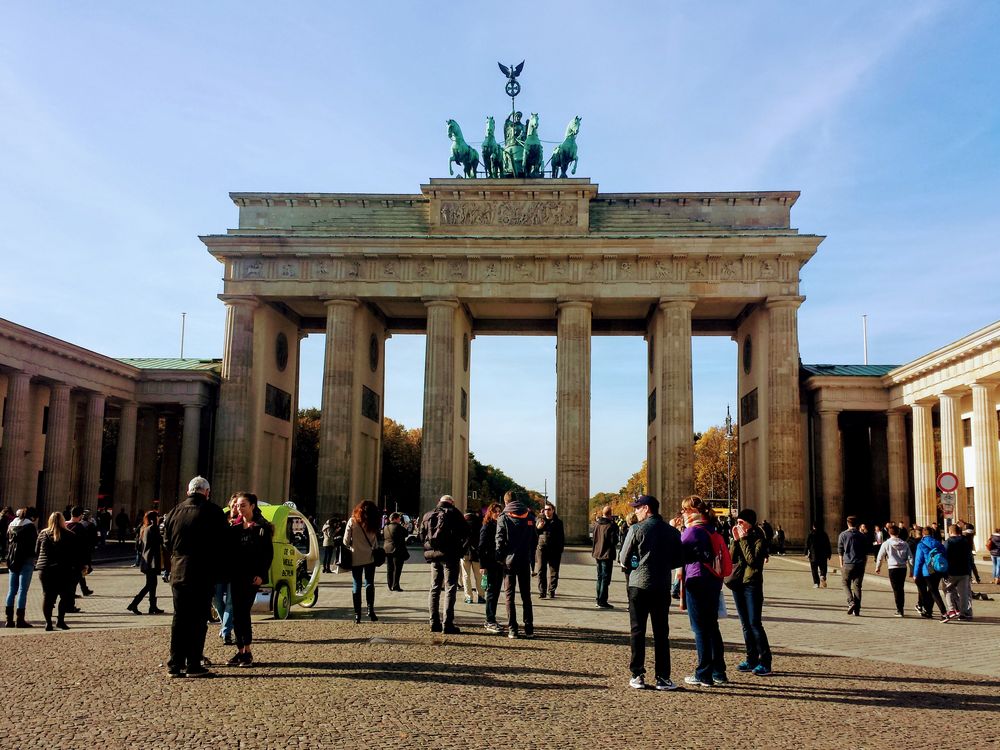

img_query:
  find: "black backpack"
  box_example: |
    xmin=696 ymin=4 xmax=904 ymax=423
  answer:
xmin=423 ymin=508 xmax=457 ymax=561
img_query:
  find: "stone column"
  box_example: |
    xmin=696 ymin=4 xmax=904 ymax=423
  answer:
xmin=159 ymin=414 xmax=180 ymax=511
xmin=213 ymin=297 xmax=257 ymax=504
xmin=179 ymin=403 xmax=202 ymax=491
xmin=135 ymin=408 xmax=158 ymax=509
xmin=766 ymin=296 xmax=806 ymax=543
xmin=911 ymin=401 xmax=936 ymax=526
xmin=420 ymin=299 xmax=460 ymax=514
xmin=80 ymin=393 xmax=106 ymax=507
xmin=938 ymin=390 xmax=968 ymax=520
xmin=113 ymin=401 xmax=138 ymax=518
xmin=657 ymin=298 xmax=695 ymax=508
xmin=971 ymin=382 xmax=999 ymax=552
xmin=0 ymin=370 xmax=32 ymax=506
xmin=556 ymin=299 xmax=592 ymax=542
xmin=317 ymin=299 xmax=358 ymax=520
xmin=41 ymin=382 xmax=72 ymax=516
xmin=886 ymin=409 xmax=910 ymax=526
xmin=818 ymin=409 xmax=843 ymax=536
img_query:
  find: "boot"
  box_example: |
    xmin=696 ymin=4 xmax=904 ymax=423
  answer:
xmin=366 ymin=586 xmax=378 ymax=622
xmin=352 ymin=591 xmax=362 ymax=624
xmin=15 ymin=609 xmax=32 ymax=628
xmin=149 ymin=596 xmax=165 ymax=615
xmin=4 ymin=605 xmax=13 ymax=628
xmin=43 ymin=603 xmax=54 ymax=631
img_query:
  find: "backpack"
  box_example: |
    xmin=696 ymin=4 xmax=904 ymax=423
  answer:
xmin=926 ymin=546 xmax=948 ymax=575
xmin=423 ymin=508 xmax=457 ymax=561
xmin=703 ymin=529 xmax=734 ymax=579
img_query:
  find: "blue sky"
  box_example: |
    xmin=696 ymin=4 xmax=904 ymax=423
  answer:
xmin=2 ymin=2 xmax=998 ymax=497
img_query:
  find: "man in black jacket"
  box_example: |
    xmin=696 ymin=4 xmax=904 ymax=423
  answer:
xmin=618 ymin=495 xmax=681 ymax=690
xmin=535 ymin=503 xmax=565 ymax=599
xmin=496 ymin=492 xmax=537 ymax=639
xmin=837 ymin=515 xmax=871 ymax=616
xmin=420 ymin=495 xmax=468 ymax=635
xmin=162 ymin=476 xmax=228 ymax=677
xmin=591 ymin=505 xmax=619 ymax=609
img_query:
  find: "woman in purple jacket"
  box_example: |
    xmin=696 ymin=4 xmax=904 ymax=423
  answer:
xmin=679 ymin=495 xmax=726 ymax=687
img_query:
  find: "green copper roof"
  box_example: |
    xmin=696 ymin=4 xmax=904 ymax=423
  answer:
xmin=118 ymin=358 xmax=221 ymax=371
xmin=801 ymin=364 xmax=898 ymax=377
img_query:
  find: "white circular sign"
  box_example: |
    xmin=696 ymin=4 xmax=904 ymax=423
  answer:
xmin=936 ymin=472 xmax=959 ymax=493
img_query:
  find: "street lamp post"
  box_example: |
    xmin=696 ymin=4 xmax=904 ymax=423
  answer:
xmin=725 ymin=405 xmax=733 ymax=516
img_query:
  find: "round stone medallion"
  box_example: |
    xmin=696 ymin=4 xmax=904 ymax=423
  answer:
xmin=742 ymin=334 xmax=753 ymax=375
xmin=369 ymin=333 xmax=379 ymax=372
xmin=275 ymin=332 xmax=289 ymax=372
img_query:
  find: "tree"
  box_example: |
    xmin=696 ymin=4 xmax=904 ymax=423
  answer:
xmin=693 ymin=424 xmax=739 ymax=501
xmin=380 ymin=418 xmax=422 ymax=514
xmin=289 ymin=407 xmax=320 ymax=510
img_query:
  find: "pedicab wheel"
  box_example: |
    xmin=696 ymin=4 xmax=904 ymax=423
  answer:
xmin=273 ymin=582 xmax=292 ymax=620
xmin=299 ymin=585 xmax=319 ymax=609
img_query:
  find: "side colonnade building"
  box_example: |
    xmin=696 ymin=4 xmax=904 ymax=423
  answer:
xmin=0 ymin=319 xmax=218 ymax=520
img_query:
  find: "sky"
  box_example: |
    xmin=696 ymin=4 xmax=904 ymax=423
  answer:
xmin=2 ymin=2 xmax=998 ymax=498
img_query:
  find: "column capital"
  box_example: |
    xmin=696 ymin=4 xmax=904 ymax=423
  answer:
xmin=422 ymin=298 xmax=460 ymax=310
xmin=4 ymin=368 xmax=34 ymax=383
xmin=321 ymin=297 xmax=360 ymax=309
xmin=971 ymin=378 xmax=1000 ymax=391
xmin=817 ymin=407 xmax=842 ymax=417
xmin=556 ymin=298 xmax=593 ymax=311
xmin=885 ymin=407 xmax=907 ymax=417
xmin=218 ymin=294 xmax=260 ymax=309
xmin=909 ymin=397 xmax=937 ymax=408
xmin=764 ymin=295 xmax=805 ymax=310
xmin=657 ymin=296 xmax=697 ymax=311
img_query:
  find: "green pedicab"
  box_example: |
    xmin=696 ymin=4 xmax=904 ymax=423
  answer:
xmin=254 ymin=503 xmax=321 ymax=620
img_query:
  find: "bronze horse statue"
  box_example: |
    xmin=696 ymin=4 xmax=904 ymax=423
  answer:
xmin=522 ymin=113 xmax=544 ymax=178
xmin=550 ymin=116 xmax=581 ymax=178
xmin=447 ymin=119 xmax=480 ymax=178
xmin=481 ymin=116 xmax=503 ymax=179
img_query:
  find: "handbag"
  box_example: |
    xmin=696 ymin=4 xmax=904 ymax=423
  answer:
xmin=335 ymin=543 xmax=353 ymax=572
xmin=370 ymin=532 xmax=386 ymax=568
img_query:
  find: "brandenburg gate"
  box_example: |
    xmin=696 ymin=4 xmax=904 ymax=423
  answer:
xmin=202 ymin=178 xmax=822 ymax=542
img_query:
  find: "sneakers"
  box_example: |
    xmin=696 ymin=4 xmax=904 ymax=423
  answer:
xmin=942 ymin=610 xmax=960 ymax=622
xmin=894 ymin=611 xmax=904 ymax=617
xmin=240 ymin=652 xmax=254 ymax=668
xmin=477 ymin=596 xmax=485 ymax=604
xmin=523 ymin=627 xmax=534 ymax=639
xmin=166 ymin=668 xmax=184 ymax=679
xmin=752 ymin=665 xmax=773 ymax=676
xmin=712 ymin=673 xmax=730 ymax=685
xmin=683 ymin=675 xmax=714 ymax=687
xmin=736 ymin=661 xmax=754 ymax=672
xmin=548 ymin=591 xmax=556 ymax=600
xmin=629 ymin=675 xmax=647 ymax=689
xmin=484 ymin=622 xmax=503 ymax=634
xmin=184 ymin=666 xmax=212 ymax=678
xmin=464 ymin=597 xmax=472 ymax=604
xmin=508 ymin=629 xmax=520 ymax=639
xmin=595 ymin=602 xmax=614 ymax=609
xmin=654 ymin=676 xmax=679 ymax=691
xmin=539 ymin=592 xmax=547 ymax=599
xmin=221 ymin=632 xmax=234 ymax=646
xmin=820 ymin=578 xmax=827 ymax=588
xmin=227 ymin=653 xmax=245 ymax=667
xmin=813 ymin=584 xmax=819 ymax=589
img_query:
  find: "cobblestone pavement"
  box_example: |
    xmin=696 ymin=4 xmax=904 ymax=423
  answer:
xmin=2 ymin=550 xmax=997 ymax=749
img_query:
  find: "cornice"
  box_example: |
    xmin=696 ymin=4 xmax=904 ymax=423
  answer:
xmin=882 ymin=319 xmax=1000 ymax=387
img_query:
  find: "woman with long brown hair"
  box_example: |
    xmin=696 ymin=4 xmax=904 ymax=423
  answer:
xmin=128 ymin=510 xmax=164 ymax=615
xmin=344 ymin=500 xmax=382 ymax=624
xmin=34 ymin=512 xmax=76 ymax=631
xmin=226 ymin=492 xmax=273 ymax=667
xmin=478 ymin=502 xmax=504 ymax=634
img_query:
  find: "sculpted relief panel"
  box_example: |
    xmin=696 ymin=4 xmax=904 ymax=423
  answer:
xmin=440 ymin=200 xmax=576 ymax=227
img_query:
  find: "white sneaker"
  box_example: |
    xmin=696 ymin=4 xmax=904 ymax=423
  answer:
xmin=683 ymin=675 xmax=713 ymax=687
xmin=813 ymin=584 xmax=819 ymax=588
xmin=654 ymin=677 xmax=678 ymax=691
xmin=629 ymin=675 xmax=646 ymax=689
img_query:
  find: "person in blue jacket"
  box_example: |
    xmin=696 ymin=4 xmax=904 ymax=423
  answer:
xmin=912 ymin=527 xmax=947 ymax=619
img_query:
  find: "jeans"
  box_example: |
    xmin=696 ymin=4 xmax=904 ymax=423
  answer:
xmin=483 ymin=563 xmax=502 ymax=624
xmin=809 ymin=558 xmax=828 ymax=585
xmin=841 ymin=562 xmax=865 ymax=612
xmin=916 ymin=573 xmax=946 ymax=615
xmin=461 ymin=558 xmax=482 ymax=600
xmin=322 ymin=545 xmax=334 ymax=570
xmin=130 ymin=571 xmax=159 ymax=610
xmin=386 ymin=554 xmax=405 ymax=590
xmin=685 ymin=576 xmax=725 ymax=683
xmin=627 ymin=586 xmax=671 ymax=679
xmin=214 ymin=582 xmax=234 ymax=637
xmin=536 ymin=548 xmax=561 ymax=596
xmin=943 ymin=574 xmax=971 ymax=616
xmin=428 ymin=559 xmax=460 ymax=627
xmin=503 ymin=564 xmax=533 ymax=632
xmin=731 ymin=582 xmax=771 ymax=670
xmin=595 ymin=559 xmax=613 ymax=605
xmin=5 ymin=563 xmax=33 ymax=609
xmin=169 ymin=582 xmax=213 ymax=671
xmin=887 ymin=567 xmax=907 ymax=613
xmin=231 ymin=581 xmax=258 ymax=649
xmin=992 ymin=556 xmax=1000 ymax=580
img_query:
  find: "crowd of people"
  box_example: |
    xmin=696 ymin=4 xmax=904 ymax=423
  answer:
xmin=3 ymin=483 xmax=998 ymax=687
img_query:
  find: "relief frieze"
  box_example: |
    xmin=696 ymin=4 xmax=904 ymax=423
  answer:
xmin=439 ymin=200 xmax=576 ymax=226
